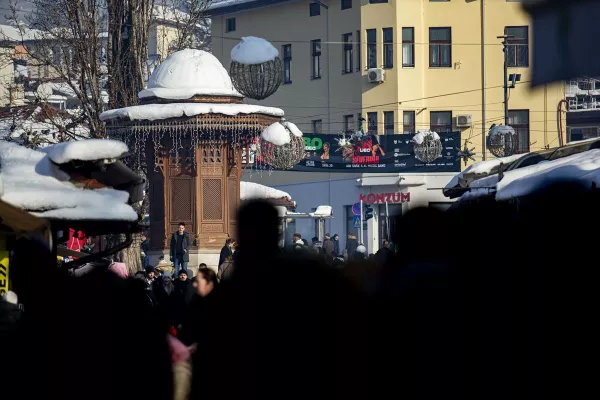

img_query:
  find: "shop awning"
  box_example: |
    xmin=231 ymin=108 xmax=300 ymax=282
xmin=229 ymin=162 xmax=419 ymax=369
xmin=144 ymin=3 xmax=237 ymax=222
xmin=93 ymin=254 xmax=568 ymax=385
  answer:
xmin=359 ymin=175 xmax=425 ymax=187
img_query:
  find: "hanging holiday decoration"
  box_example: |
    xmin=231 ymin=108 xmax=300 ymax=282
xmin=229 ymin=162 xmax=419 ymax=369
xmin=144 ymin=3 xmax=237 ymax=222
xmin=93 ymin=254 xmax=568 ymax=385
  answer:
xmin=487 ymin=124 xmax=517 ymax=158
xmin=456 ymin=140 xmax=477 ymax=166
xmin=412 ymin=130 xmax=443 ymax=163
xmin=229 ymin=36 xmax=283 ymax=100
xmin=258 ymin=121 xmax=304 ymax=170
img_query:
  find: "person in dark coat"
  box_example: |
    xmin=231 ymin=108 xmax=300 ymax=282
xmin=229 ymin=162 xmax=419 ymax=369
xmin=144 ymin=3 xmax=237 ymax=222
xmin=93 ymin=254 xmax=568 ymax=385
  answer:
xmin=219 ymin=238 xmax=234 ymax=267
xmin=171 ymin=269 xmax=194 ymax=330
xmin=346 ymin=234 xmax=359 ymax=259
xmin=170 ymin=222 xmax=192 ymax=274
xmin=332 ymin=234 xmax=341 ymax=256
xmin=178 ymin=268 xmax=219 ymax=346
xmin=375 ymin=239 xmax=394 ymax=265
xmin=322 ymin=233 xmax=335 ymax=256
xmin=153 ymin=272 xmax=174 ymax=325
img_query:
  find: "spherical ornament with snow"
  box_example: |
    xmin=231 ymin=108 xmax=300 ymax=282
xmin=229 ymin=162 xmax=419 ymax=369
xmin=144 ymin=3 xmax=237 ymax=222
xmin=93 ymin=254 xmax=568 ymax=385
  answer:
xmin=487 ymin=124 xmax=517 ymax=158
xmin=258 ymin=121 xmax=304 ymax=170
xmin=412 ymin=130 xmax=443 ymax=163
xmin=229 ymin=36 xmax=283 ymax=100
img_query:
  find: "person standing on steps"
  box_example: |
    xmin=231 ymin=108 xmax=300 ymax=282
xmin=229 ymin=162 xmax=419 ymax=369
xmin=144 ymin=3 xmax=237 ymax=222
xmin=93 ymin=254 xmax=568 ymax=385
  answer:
xmin=170 ymin=222 xmax=191 ymax=274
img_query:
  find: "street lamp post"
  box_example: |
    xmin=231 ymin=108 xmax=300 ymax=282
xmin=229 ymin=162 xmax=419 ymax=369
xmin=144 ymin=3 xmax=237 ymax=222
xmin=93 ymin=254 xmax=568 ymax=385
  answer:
xmin=313 ymin=1 xmax=330 ymax=134
xmin=497 ymin=34 xmax=514 ymax=126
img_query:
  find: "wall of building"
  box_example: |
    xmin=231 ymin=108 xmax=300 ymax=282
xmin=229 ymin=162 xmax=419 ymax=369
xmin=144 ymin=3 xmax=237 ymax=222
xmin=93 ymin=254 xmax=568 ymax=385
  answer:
xmin=0 ymin=46 xmax=13 ymax=107
xmin=212 ymin=0 xmax=362 ymax=135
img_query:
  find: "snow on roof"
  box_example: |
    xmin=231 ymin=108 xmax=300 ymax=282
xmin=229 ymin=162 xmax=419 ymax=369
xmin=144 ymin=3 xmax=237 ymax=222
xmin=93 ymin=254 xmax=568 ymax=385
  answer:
xmin=99 ymin=102 xmax=284 ymax=122
xmin=46 ymin=139 xmax=129 ymax=164
xmin=208 ymin=0 xmax=260 ymax=10
xmin=231 ymin=36 xmax=279 ymax=65
xmin=0 ymin=141 xmax=137 ymax=221
xmin=240 ymin=181 xmax=291 ymax=201
xmin=495 ymin=149 xmax=600 ymax=201
xmin=0 ymin=24 xmax=42 ymax=41
xmin=261 ymin=122 xmax=290 ymax=146
xmin=139 ymin=49 xmax=242 ymax=100
xmin=412 ymin=130 xmax=440 ymax=145
xmin=445 ymin=153 xmax=525 ymax=191
xmin=313 ymin=205 xmax=332 ymax=217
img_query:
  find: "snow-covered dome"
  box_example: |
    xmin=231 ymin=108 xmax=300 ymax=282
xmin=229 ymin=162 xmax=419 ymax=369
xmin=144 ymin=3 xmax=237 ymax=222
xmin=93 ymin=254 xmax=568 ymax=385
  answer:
xmin=139 ymin=49 xmax=242 ymax=100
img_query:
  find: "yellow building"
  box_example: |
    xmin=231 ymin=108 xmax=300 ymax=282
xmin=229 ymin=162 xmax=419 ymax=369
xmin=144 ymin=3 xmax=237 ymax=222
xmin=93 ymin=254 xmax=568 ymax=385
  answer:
xmin=211 ymin=0 xmax=565 ymax=159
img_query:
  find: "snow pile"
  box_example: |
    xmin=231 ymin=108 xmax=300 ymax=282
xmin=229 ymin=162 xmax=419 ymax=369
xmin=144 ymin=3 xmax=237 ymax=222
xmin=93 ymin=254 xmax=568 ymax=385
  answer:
xmin=0 ymin=141 xmax=137 ymax=221
xmin=445 ymin=153 xmax=525 ymax=191
xmin=231 ymin=36 xmax=279 ymax=65
xmin=489 ymin=125 xmax=516 ymax=137
xmin=208 ymin=0 xmax=258 ymax=10
xmin=313 ymin=205 xmax=332 ymax=217
xmin=282 ymin=121 xmax=303 ymax=138
xmin=240 ymin=181 xmax=291 ymax=201
xmin=261 ymin=122 xmax=290 ymax=146
xmin=495 ymin=149 xmax=600 ymax=201
xmin=100 ymin=102 xmax=284 ymax=121
xmin=139 ymin=49 xmax=242 ymax=99
xmin=47 ymin=139 xmax=128 ymax=164
xmin=412 ymin=130 xmax=440 ymax=145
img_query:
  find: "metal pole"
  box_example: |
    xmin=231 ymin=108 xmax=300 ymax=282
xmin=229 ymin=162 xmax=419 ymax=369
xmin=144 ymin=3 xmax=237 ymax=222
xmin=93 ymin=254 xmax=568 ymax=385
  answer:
xmin=360 ymin=199 xmax=364 ymax=244
xmin=481 ymin=0 xmax=487 ymax=160
xmin=503 ymin=39 xmax=508 ymax=126
xmin=385 ymin=201 xmax=390 ymax=240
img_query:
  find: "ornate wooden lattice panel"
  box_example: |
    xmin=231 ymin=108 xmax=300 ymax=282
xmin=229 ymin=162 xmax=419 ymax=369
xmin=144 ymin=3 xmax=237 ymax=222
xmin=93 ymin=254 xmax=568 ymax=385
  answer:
xmin=228 ymin=177 xmax=238 ymax=237
xmin=202 ymin=178 xmax=223 ymax=220
xmin=201 ymin=147 xmax=223 ymax=164
xmin=171 ymin=178 xmax=193 ymax=221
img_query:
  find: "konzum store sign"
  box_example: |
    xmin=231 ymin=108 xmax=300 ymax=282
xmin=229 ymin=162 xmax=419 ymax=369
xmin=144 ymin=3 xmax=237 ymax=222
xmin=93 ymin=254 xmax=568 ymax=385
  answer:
xmin=360 ymin=192 xmax=410 ymax=204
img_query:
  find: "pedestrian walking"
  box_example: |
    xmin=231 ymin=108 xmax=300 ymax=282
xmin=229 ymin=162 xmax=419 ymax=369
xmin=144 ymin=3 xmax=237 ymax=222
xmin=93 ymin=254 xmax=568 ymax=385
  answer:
xmin=170 ymin=222 xmax=191 ymax=274
xmin=323 ymin=233 xmax=335 ymax=256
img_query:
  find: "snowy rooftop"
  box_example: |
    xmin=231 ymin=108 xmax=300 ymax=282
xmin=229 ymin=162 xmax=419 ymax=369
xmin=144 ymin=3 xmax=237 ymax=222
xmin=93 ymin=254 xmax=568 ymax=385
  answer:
xmin=444 ymin=153 xmax=525 ymax=192
xmin=457 ymin=149 xmax=600 ymax=201
xmin=0 ymin=141 xmax=138 ymax=221
xmin=138 ymin=49 xmax=242 ymax=100
xmin=240 ymin=181 xmax=291 ymax=201
xmin=100 ymin=102 xmax=284 ymax=122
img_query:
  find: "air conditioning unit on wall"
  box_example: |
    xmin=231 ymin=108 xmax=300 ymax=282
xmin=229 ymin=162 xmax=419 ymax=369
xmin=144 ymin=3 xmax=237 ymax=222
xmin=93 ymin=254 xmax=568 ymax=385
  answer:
xmin=456 ymin=114 xmax=472 ymax=127
xmin=367 ymin=68 xmax=385 ymax=83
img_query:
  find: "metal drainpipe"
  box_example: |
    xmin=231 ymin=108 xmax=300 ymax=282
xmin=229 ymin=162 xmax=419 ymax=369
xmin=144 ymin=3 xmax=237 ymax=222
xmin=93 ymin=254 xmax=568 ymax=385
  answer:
xmin=326 ymin=6 xmax=331 ymax=134
xmin=481 ymin=0 xmax=487 ymax=160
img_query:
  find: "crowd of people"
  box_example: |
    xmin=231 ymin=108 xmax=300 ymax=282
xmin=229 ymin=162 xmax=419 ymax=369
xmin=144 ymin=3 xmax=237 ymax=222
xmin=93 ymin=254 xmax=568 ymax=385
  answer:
xmin=1 ymin=181 xmax=598 ymax=399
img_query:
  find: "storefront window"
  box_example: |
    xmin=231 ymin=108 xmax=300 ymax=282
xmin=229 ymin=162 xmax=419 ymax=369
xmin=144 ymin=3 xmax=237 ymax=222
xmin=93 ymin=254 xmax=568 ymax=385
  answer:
xmin=379 ymin=204 xmax=402 ymax=243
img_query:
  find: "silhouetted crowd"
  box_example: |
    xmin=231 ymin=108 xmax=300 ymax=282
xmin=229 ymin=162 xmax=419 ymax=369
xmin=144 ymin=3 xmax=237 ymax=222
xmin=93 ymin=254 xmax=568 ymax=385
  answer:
xmin=1 ymin=181 xmax=599 ymax=400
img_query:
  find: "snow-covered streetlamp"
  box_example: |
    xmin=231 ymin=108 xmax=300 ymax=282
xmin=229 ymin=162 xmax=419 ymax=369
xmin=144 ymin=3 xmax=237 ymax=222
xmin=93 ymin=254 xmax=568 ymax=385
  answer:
xmin=487 ymin=125 xmax=517 ymax=158
xmin=229 ymin=36 xmax=283 ymax=100
xmin=412 ymin=130 xmax=443 ymax=164
xmin=258 ymin=120 xmax=304 ymax=170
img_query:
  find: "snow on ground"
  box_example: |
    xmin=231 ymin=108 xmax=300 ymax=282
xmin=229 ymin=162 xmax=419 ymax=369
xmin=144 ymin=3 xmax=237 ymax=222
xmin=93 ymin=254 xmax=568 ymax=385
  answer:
xmin=47 ymin=139 xmax=128 ymax=164
xmin=261 ymin=122 xmax=290 ymax=146
xmin=282 ymin=121 xmax=303 ymax=137
xmin=0 ymin=141 xmax=137 ymax=221
xmin=240 ymin=181 xmax=291 ymax=201
xmin=231 ymin=36 xmax=279 ymax=65
xmin=100 ymin=102 xmax=284 ymax=121
xmin=139 ymin=49 xmax=242 ymax=99
xmin=445 ymin=153 xmax=525 ymax=191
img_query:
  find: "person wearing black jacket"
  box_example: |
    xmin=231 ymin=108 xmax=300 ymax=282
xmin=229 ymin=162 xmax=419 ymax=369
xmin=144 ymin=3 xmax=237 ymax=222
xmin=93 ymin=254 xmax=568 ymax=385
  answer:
xmin=170 ymin=222 xmax=192 ymax=274
xmin=171 ymin=269 xmax=194 ymax=330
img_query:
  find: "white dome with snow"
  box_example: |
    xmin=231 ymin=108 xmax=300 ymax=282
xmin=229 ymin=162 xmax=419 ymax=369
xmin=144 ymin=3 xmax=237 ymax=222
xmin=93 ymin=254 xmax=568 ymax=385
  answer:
xmin=139 ymin=49 xmax=242 ymax=100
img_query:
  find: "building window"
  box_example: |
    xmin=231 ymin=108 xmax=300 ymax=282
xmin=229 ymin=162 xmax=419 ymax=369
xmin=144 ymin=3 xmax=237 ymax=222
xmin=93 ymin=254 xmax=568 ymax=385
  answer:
xmin=311 ymin=39 xmax=322 ymax=79
xmin=367 ymin=112 xmax=378 ymax=134
xmin=309 ymin=2 xmax=320 ymax=16
xmin=430 ymin=111 xmax=452 ymax=132
xmin=402 ymin=27 xmax=414 ymax=67
xmin=369 ymin=0 xmax=388 ymax=3
xmin=383 ymin=28 xmax=393 ymax=68
xmin=384 ymin=111 xmax=394 ymax=135
xmin=312 ymin=119 xmax=323 ymax=133
xmin=282 ymin=44 xmax=292 ymax=84
xmin=367 ymin=29 xmax=377 ymax=69
xmin=343 ymin=33 xmax=353 ymax=73
xmin=344 ymin=114 xmax=355 ymax=134
xmin=403 ymin=111 xmax=415 ymax=134
xmin=505 ymin=26 xmax=529 ymax=67
xmin=429 ymin=27 xmax=451 ymax=67
xmin=342 ymin=0 xmax=352 ymax=9
xmin=508 ymin=110 xmax=530 ymax=153
xmin=226 ymin=18 xmax=236 ymax=32
xmin=356 ymin=30 xmax=361 ymax=71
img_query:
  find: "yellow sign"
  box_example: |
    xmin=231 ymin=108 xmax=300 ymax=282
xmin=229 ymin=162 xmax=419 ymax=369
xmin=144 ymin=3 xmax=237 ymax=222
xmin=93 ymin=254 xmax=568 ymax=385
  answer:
xmin=0 ymin=233 xmax=9 ymax=296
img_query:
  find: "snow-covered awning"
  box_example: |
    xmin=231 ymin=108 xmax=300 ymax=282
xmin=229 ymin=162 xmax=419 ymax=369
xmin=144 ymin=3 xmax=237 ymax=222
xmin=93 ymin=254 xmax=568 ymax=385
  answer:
xmin=99 ymin=102 xmax=284 ymax=122
xmin=0 ymin=141 xmax=138 ymax=222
